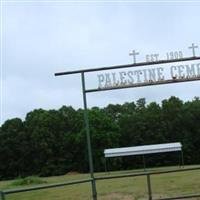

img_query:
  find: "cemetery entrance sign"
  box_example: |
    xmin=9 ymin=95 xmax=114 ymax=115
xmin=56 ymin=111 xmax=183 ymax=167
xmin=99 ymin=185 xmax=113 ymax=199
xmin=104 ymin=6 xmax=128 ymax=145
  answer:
xmin=55 ymin=44 xmax=200 ymax=200
xmin=97 ymin=62 xmax=200 ymax=90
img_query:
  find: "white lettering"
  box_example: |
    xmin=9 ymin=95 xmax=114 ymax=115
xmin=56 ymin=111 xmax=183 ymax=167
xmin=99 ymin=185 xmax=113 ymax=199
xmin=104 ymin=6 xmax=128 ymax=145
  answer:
xmin=186 ymin=64 xmax=195 ymax=77
xmin=134 ymin=70 xmax=142 ymax=83
xmin=112 ymin=73 xmax=120 ymax=86
xmin=157 ymin=67 xmax=165 ymax=81
xmin=127 ymin=71 xmax=134 ymax=84
xmin=105 ymin=73 xmax=112 ymax=87
xmin=97 ymin=63 xmax=200 ymax=89
xmin=177 ymin=65 xmax=185 ymax=78
xmin=148 ymin=69 xmax=156 ymax=81
xmin=98 ymin=74 xmax=105 ymax=88
xmin=119 ymin=72 xmax=127 ymax=85
xmin=197 ymin=63 xmax=200 ymax=76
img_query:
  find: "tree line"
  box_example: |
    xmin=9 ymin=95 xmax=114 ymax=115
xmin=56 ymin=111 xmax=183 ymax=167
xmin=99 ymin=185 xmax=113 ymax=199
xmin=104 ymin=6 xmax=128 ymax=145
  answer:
xmin=0 ymin=96 xmax=200 ymax=180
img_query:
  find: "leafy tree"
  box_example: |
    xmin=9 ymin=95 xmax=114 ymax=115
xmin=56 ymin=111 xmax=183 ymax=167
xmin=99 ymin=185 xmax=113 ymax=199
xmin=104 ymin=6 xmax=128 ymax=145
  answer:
xmin=0 ymin=97 xmax=200 ymax=180
xmin=0 ymin=118 xmax=27 ymax=179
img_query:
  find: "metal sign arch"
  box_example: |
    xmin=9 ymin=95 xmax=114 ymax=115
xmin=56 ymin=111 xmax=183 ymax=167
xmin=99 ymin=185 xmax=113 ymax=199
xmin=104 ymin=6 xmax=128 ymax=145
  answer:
xmin=55 ymin=47 xmax=200 ymax=200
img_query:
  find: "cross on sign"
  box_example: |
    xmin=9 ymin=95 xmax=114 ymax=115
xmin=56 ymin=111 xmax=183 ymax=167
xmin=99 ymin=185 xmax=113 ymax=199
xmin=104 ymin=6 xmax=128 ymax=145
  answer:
xmin=129 ymin=50 xmax=139 ymax=64
xmin=188 ymin=43 xmax=199 ymax=57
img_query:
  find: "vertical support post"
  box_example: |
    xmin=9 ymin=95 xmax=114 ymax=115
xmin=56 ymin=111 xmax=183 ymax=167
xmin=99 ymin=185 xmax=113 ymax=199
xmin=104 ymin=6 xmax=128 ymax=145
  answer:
xmin=143 ymin=155 xmax=146 ymax=171
xmin=81 ymin=72 xmax=97 ymax=200
xmin=178 ymin=151 xmax=181 ymax=168
xmin=147 ymin=174 xmax=152 ymax=200
xmin=181 ymin=150 xmax=184 ymax=168
xmin=0 ymin=192 xmax=5 ymax=200
xmin=104 ymin=158 xmax=107 ymax=172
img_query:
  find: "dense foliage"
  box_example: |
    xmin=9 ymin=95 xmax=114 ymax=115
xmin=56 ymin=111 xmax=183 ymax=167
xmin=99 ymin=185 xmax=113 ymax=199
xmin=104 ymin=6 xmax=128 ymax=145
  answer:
xmin=0 ymin=96 xmax=200 ymax=180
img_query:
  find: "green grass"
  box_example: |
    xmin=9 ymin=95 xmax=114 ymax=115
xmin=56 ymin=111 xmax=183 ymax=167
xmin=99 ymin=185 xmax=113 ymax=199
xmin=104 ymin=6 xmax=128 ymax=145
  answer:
xmin=0 ymin=165 xmax=200 ymax=200
xmin=10 ymin=176 xmax=47 ymax=187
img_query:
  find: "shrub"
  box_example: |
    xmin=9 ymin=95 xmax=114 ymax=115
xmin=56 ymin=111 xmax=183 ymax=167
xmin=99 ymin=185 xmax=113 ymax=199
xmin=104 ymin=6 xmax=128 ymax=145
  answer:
xmin=11 ymin=176 xmax=47 ymax=186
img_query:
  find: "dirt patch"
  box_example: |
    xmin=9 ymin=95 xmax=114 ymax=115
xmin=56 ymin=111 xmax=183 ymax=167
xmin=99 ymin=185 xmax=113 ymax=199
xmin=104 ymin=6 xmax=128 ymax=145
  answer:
xmin=100 ymin=192 xmax=134 ymax=200
xmin=67 ymin=171 xmax=80 ymax=175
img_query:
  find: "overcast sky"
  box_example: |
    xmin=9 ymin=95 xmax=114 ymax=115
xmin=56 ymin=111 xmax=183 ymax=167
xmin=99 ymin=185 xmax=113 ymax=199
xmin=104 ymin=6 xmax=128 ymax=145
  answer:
xmin=1 ymin=1 xmax=200 ymax=125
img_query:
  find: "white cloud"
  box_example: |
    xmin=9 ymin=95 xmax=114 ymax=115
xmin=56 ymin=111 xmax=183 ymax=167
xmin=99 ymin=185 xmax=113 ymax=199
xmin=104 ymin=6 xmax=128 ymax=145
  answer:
xmin=1 ymin=2 xmax=200 ymax=124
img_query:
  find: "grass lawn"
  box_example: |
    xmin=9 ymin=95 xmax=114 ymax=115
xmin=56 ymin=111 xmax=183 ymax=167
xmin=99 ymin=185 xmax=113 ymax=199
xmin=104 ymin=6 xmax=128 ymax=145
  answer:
xmin=0 ymin=165 xmax=200 ymax=200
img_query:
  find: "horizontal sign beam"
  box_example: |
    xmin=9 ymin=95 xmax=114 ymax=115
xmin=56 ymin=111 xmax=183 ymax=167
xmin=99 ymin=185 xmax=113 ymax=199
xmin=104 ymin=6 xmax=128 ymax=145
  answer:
xmin=85 ymin=76 xmax=200 ymax=93
xmin=55 ymin=56 xmax=200 ymax=76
